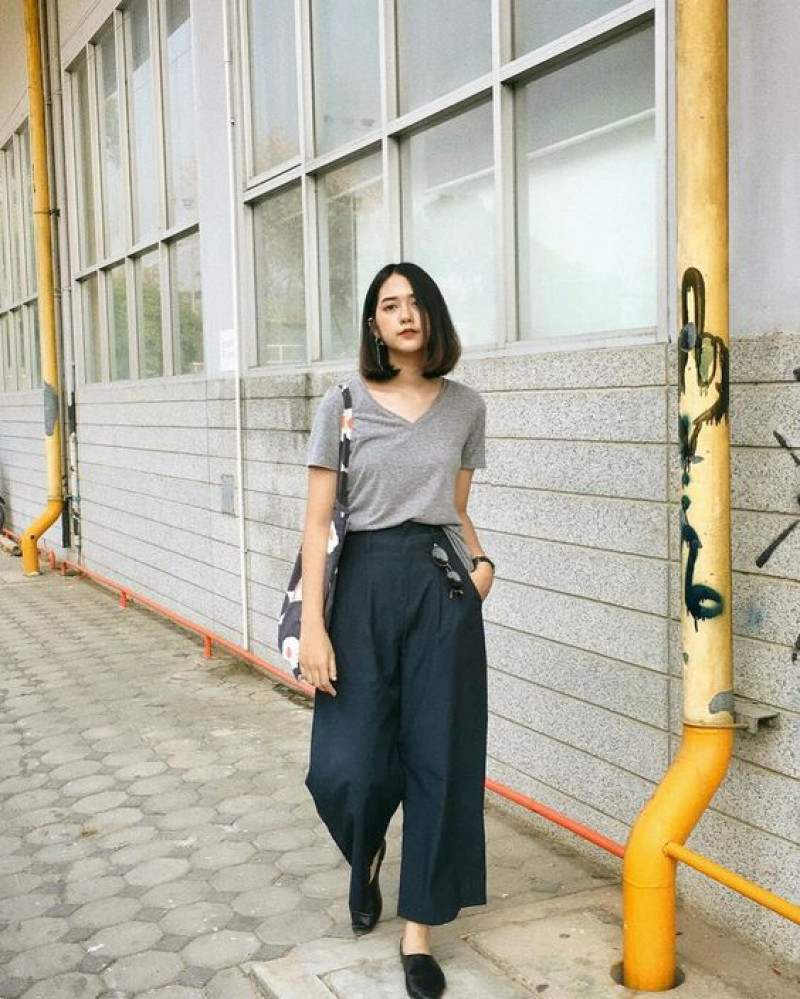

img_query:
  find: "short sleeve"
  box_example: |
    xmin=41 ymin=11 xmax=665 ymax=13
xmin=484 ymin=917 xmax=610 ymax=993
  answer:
xmin=461 ymin=396 xmax=486 ymax=470
xmin=307 ymin=386 xmax=343 ymax=470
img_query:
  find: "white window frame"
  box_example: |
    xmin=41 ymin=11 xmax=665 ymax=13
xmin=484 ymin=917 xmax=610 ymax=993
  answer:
xmin=64 ymin=0 xmax=201 ymax=387
xmin=239 ymin=0 xmax=668 ymax=372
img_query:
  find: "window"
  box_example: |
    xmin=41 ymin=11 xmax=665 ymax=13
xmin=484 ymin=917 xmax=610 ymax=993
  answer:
xmin=513 ymin=0 xmax=628 ymax=56
xmin=254 ymin=186 xmax=306 ymax=365
xmin=127 ymin=0 xmax=159 ymax=243
xmin=247 ymin=0 xmax=299 ymax=175
xmin=318 ymin=154 xmax=386 ymax=360
xmin=311 ymin=0 xmax=381 ymax=154
xmin=402 ymin=104 xmax=495 ymax=347
xmin=516 ymin=25 xmax=656 ymax=338
xmin=172 ymin=233 xmax=203 ymax=374
xmin=242 ymin=0 xmax=660 ymax=367
xmin=0 ymin=124 xmax=39 ymax=393
xmin=397 ymin=0 xmax=492 ymax=113
xmin=68 ymin=2 xmax=202 ymax=384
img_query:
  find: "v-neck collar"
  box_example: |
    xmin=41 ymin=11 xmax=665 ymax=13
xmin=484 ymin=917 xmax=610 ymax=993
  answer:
xmin=357 ymin=375 xmax=448 ymax=427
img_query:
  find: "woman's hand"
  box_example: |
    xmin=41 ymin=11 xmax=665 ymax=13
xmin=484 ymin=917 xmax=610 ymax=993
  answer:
xmin=299 ymin=621 xmax=338 ymax=696
xmin=470 ymin=562 xmax=495 ymax=602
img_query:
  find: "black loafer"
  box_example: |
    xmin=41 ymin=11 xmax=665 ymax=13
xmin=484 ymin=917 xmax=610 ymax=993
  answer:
xmin=350 ymin=839 xmax=386 ymax=936
xmin=400 ymin=942 xmax=446 ymax=999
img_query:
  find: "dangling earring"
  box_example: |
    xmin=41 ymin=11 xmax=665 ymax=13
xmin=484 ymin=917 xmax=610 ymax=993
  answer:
xmin=373 ymin=334 xmax=389 ymax=373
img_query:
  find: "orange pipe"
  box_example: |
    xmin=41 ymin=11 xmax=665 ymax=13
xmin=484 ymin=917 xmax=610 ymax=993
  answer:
xmin=484 ymin=777 xmax=625 ymax=858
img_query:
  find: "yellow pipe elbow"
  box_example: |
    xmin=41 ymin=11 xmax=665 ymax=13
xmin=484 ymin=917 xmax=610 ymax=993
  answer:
xmin=21 ymin=499 xmax=63 ymax=575
xmin=623 ymin=726 xmax=733 ymax=990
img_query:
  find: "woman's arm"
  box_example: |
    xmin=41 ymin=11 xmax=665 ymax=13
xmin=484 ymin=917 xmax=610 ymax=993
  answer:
xmin=299 ymin=466 xmax=339 ymax=695
xmin=455 ymin=468 xmax=495 ymax=601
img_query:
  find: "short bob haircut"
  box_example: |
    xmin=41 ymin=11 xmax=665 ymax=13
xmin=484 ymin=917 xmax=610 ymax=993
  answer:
xmin=359 ymin=262 xmax=461 ymax=381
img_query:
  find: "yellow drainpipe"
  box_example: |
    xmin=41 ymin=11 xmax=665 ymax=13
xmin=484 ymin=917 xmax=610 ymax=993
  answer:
xmin=21 ymin=0 xmax=63 ymax=575
xmin=623 ymin=0 xmax=734 ymax=989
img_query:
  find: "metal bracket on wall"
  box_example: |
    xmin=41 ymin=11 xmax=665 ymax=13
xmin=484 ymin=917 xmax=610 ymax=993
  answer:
xmin=733 ymin=698 xmax=780 ymax=736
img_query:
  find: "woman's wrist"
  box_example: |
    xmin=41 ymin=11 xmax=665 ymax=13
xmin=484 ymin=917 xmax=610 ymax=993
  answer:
xmin=472 ymin=554 xmax=495 ymax=573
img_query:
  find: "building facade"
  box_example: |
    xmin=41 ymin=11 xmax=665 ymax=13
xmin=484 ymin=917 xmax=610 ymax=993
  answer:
xmin=0 ymin=0 xmax=798 ymax=962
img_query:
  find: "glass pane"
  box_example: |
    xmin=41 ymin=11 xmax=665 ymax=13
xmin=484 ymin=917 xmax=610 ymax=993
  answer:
xmin=29 ymin=302 xmax=41 ymax=388
xmin=107 ymin=263 xmax=130 ymax=380
xmin=127 ymin=0 xmax=160 ymax=241
xmin=248 ymin=0 xmax=299 ymax=174
xmin=516 ymin=26 xmax=656 ymax=338
xmin=319 ymin=154 xmax=385 ymax=361
xmin=397 ymin=0 xmax=492 ymax=113
xmin=72 ymin=56 xmax=97 ymax=267
xmin=83 ymin=275 xmax=103 ymax=383
xmin=163 ymin=0 xmax=197 ymax=227
xmin=172 ymin=233 xmax=203 ymax=374
xmin=0 ymin=158 xmax=8 ymax=310
xmin=402 ymin=104 xmax=495 ymax=347
xmin=12 ymin=310 xmax=27 ymax=388
xmin=312 ymin=0 xmax=380 ymax=154
xmin=20 ymin=128 xmax=36 ymax=296
xmin=98 ymin=27 xmax=125 ymax=256
xmin=514 ymin=0 xmax=628 ymax=56
xmin=253 ymin=186 xmax=305 ymax=365
xmin=137 ymin=249 xmax=163 ymax=377
xmin=7 ymin=141 xmax=21 ymax=301
xmin=0 ymin=315 xmax=9 ymax=390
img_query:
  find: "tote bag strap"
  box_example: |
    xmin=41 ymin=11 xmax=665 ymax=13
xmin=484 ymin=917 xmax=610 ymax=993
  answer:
xmin=336 ymin=384 xmax=353 ymax=507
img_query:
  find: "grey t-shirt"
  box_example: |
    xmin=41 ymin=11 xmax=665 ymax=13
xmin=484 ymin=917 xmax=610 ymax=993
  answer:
xmin=307 ymin=375 xmax=486 ymax=544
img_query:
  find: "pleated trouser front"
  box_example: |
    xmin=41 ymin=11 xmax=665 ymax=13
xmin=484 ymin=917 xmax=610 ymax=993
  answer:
xmin=305 ymin=521 xmax=488 ymax=925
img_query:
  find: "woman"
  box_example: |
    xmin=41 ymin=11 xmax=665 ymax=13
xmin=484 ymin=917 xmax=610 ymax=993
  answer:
xmin=298 ymin=262 xmax=494 ymax=999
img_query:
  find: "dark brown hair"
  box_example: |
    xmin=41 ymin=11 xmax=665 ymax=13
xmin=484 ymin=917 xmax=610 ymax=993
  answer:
xmin=359 ymin=262 xmax=461 ymax=381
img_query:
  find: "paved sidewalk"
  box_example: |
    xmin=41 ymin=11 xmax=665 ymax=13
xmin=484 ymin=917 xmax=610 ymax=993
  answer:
xmin=1 ymin=550 xmax=798 ymax=999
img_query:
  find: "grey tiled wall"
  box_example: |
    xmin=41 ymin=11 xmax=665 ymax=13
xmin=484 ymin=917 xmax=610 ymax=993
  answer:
xmin=0 ymin=332 xmax=797 ymax=960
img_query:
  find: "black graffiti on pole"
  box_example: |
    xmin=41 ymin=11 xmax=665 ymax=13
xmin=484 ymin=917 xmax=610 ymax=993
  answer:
xmin=680 ymin=495 xmax=724 ymax=629
xmin=678 ymin=267 xmax=730 ymax=484
xmin=678 ymin=267 xmax=729 ymax=628
xmin=755 ymin=430 xmax=800 ymax=568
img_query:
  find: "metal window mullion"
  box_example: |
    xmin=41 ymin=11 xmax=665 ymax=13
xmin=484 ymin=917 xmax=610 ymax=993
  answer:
xmin=18 ymin=129 xmax=34 ymax=300
xmin=296 ymin=0 xmax=319 ymax=362
xmin=97 ymin=268 xmax=111 ymax=382
xmin=62 ymin=59 xmax=86 ymax=386
xmin=87 ymin=44 xmax=106 ymax=266
xmin=124 ymin=255 xmax=138 ymax=379
xmin=150 ymin=0 xmax=168 ymax=235
xmin=242 ymin=201 xmax=257 ymax=369
xmin=493 ymin=0 xmax=515 ymax=348
xmin=161 ymin=239 xmax=174 ymax=376
xmin=297 ymin=0 xmax=314 ymax=162
xmin=380 ymin=0 xmax=398 ymax=127
xmin=0 ymin=153 xmax=11 ymax=312
xmin=89 ymin=45 xmax=110 ymax=261
xmin=10 ymin=136 xmax=25 ymax=306
xmin=379 ymin=0 xmax=401 ymax=257
xmin=239 ymin=0 xmax=256 ymax=179
xmin=243 ymin=165 xmax=303 ymax=202
xmin=7 ymin=310 xmax=18 ymax=390
xmin=0 ymin=315 xmax=5 ymax=389
xmin=116 ymin=9 xmax=134 ymax=254
xmin=302 ymin=174 xmax=321 ymax=362
xmin=657 ymin=0 xmax=672 ymax=342
xmin=499 ymin=0 xmax=655 ymax=85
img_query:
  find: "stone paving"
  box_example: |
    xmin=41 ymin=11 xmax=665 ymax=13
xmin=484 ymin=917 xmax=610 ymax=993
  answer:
xmin=2 ymin=551 xmax=799 ymax=999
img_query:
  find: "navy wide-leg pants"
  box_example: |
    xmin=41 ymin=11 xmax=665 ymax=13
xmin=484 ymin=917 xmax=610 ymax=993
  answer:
xmin=305 ymin=522 xmax=488 ymax=926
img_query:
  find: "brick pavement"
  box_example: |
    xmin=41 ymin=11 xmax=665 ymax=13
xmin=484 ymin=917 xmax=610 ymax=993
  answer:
xmin=1 ymin=551 xmax=798 ymax=998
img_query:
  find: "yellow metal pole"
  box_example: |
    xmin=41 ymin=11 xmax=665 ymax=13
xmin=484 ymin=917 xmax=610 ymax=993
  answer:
xmin=623 ymin=0 xmax=733 ymax=989
xmin=21 ymin=0 xmax=63 ymax=574
xmin=664 ymin=842 xmax=800 ymax=924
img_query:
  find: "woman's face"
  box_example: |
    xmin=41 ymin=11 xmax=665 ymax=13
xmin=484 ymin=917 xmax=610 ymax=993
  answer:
xmin=371 ymin=273 xmax=427 ymax=360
